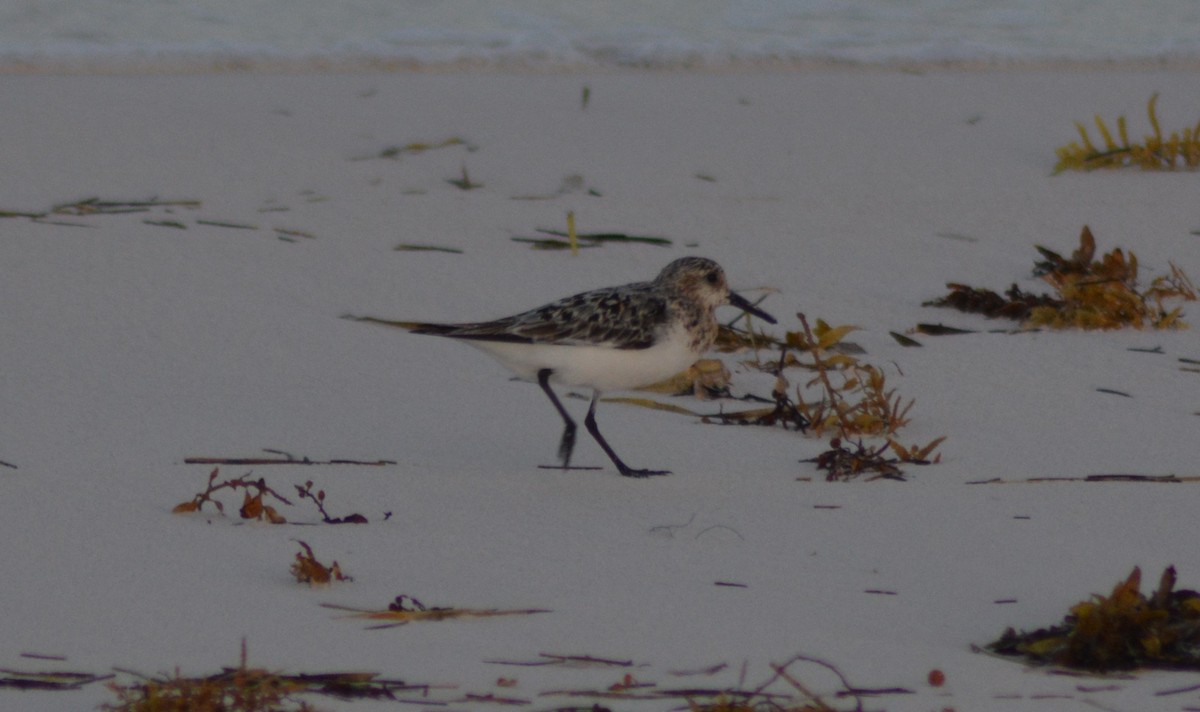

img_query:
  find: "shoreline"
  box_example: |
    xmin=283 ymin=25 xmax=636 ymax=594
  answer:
xmin=4 ymin=53 xmax=1200 ymax=76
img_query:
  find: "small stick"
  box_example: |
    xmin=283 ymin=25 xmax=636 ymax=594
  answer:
xmin=185 ymin=449 xmax=395 ymax=466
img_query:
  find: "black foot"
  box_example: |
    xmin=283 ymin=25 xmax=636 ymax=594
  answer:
xmin=537 ymin=464 xmax=603 ymax=471
xmin=617 ymin=467 xmax=672 ymax=478
xmin=556 ymin=422 xmax=577 ymax=467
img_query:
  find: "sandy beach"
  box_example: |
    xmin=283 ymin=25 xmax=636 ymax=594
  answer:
xmin=2 ymin=66 xmax=1199 ymax=710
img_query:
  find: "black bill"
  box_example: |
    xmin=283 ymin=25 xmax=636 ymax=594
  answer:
xmin=728 ymin=291 xmax=777 ymax=324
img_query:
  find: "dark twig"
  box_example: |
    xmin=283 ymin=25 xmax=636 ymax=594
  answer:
xmin=294 ymin=481 xmax=368 ymax=524
xmin=966 ymin=474 xmax=1200 ymax=484
xmin=184 ymin=449 xmax=395 ymax=466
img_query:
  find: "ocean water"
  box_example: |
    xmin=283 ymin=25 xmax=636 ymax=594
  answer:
xmin=3 ymin=0 xmax=1200 ymax=69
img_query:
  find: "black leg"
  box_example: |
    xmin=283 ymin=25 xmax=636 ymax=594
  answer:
xmin=583 ymin=391 xmax=671 ymax=478
xmin=537 ymin=369 xmax=577 ymax=468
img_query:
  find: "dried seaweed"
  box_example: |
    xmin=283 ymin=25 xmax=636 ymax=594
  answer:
xmin=926 ymin=226 xmax=1196 ymax=330
xmin=607 ymin=313 xmax=942 ymax=477
xmin=293 ymin=481 xmax=368 ymax=524
xmin=987 ymin=566 xmax=1200 ymax=671
xmin=102 ymin=641 xmax=425 ymax=711
xmin=512 ymin=228 xmax=672 ymax=250
xmin=290 ymin=540 xmax=352 ymax=585
xmin=699 ymin=380 xmax=810 ymax=432
xmin=172 ymin=469 xmax=291 ymax=523
xmin=173 ymin=468 xmax=368 ymax=525
xmin=801 ymin=437 xmax=941 ymax=482
xmin=778 ymin=316 xmax=917 ymax=439
xmin=321 ymin=596 xmax=549 ymax=630
xmin=925 ymin=283 xmax=1064 ymax=321
xmin=1055 ymin=93 xmax=1200 ymax=172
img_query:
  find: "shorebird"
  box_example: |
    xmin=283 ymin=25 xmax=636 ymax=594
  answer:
xmin=384 ymin=257 xmax=774 ymax=477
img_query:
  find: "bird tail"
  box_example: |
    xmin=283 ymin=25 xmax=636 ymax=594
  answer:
xmin=341 ymin=314 xmax=431 ymax=332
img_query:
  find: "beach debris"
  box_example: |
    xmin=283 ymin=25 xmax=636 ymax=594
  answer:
xmin=371 ymin=136 xmax=473 ymax=160
xmin=935 ymin=230 xmax=979 ymax=242
xmin=173 ymin=468 xmax=367 ymax=524
xmin=986 ymin=566 xmax=1200 ymax=671
xmin=0 ymin=197 xmax=201 ymax=226
xmin=511 ymin=227 xmax=672 ymax=250
xmin=926 ymin=225 xmax=1197 ymax=329
xmin=183 ymin=449 xmax=395 ymax=466
xmin=697 ymin=383 xmax=809 ymax=432
xmin=926 ymin=282 xmax=1062 ymax=321
xmin=0 ymin=668 xmax=112 ymax=692
xmin=774 ymin=316 xmax=913 ymax=439
xmin=52 ymin=197 xmax=201 ymax=216
xmin=294 ymin=481 xmax=368 ymax=524
xmin=889 ymin=331 xmax=922 ymax=347
xmin=446 ymin=163 xmax=483 ymax=190
xmin=101 ymin=640 xmax=427 ymax=711
xmin=754 ymin=315 xmax=942 ymax=473
xmin=565 ymin=210 xmax=579 ymax=254
xmin=290 ymin=540 xmax=352 ymax=585
xmin=0 ymin=196 xmax=316 ymax=242
xmin=966 ymin=473 xmax=1200 ymax=484
xmin=196 ymin=218 xmax=259 ymax=230
xmin=533 ymin=653 xmax=897 ymax=711
xmin=173 ymin=469 xmax=290 ymax=523
xmin=1055 ymin=93 xmax=1200 ymax=172
xmin=273 ymin=228 xmax=316 ymax=242
xmin=394 ymin=242 xmax=463 ymax=253
xmin=802 ymin=437 xmax=904 ymax=481
xmin=605 ymin=312 xmax=941 ymax=467
xmin=605 ymin=313 xmax=943 ymax=477
xmin=913 ymin=323 xmax=976 ymax=336
xmin=801 ymin=436 xmax=942 ymax=482
xmin=485 ymin=652 xmax=639 ymax=668
xmin=0 ymin=208 xmax=48 ymax=219
xmin=321 ymin=596 xmax=549 ymax=630
xmin=142 ymin=219 xmax=187 ymax=229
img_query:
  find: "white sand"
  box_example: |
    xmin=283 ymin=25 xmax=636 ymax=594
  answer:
xmin=2 ymin=67 xmax=1199 ymax=710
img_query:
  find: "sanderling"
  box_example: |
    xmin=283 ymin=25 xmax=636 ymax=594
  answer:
xmin=399 ymin=257 xmax=774 ymax=478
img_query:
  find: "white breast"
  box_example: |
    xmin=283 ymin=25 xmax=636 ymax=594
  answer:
xmin=465 ymin=323 xmax=700 ymax=392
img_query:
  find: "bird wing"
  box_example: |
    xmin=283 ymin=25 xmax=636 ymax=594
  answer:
xmin=410 ymin=284 xmax=668 ymax=350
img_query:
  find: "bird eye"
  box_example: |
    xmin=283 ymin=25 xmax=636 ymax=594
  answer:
xmin=705 ymin=270 xmax=720 ymax=285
